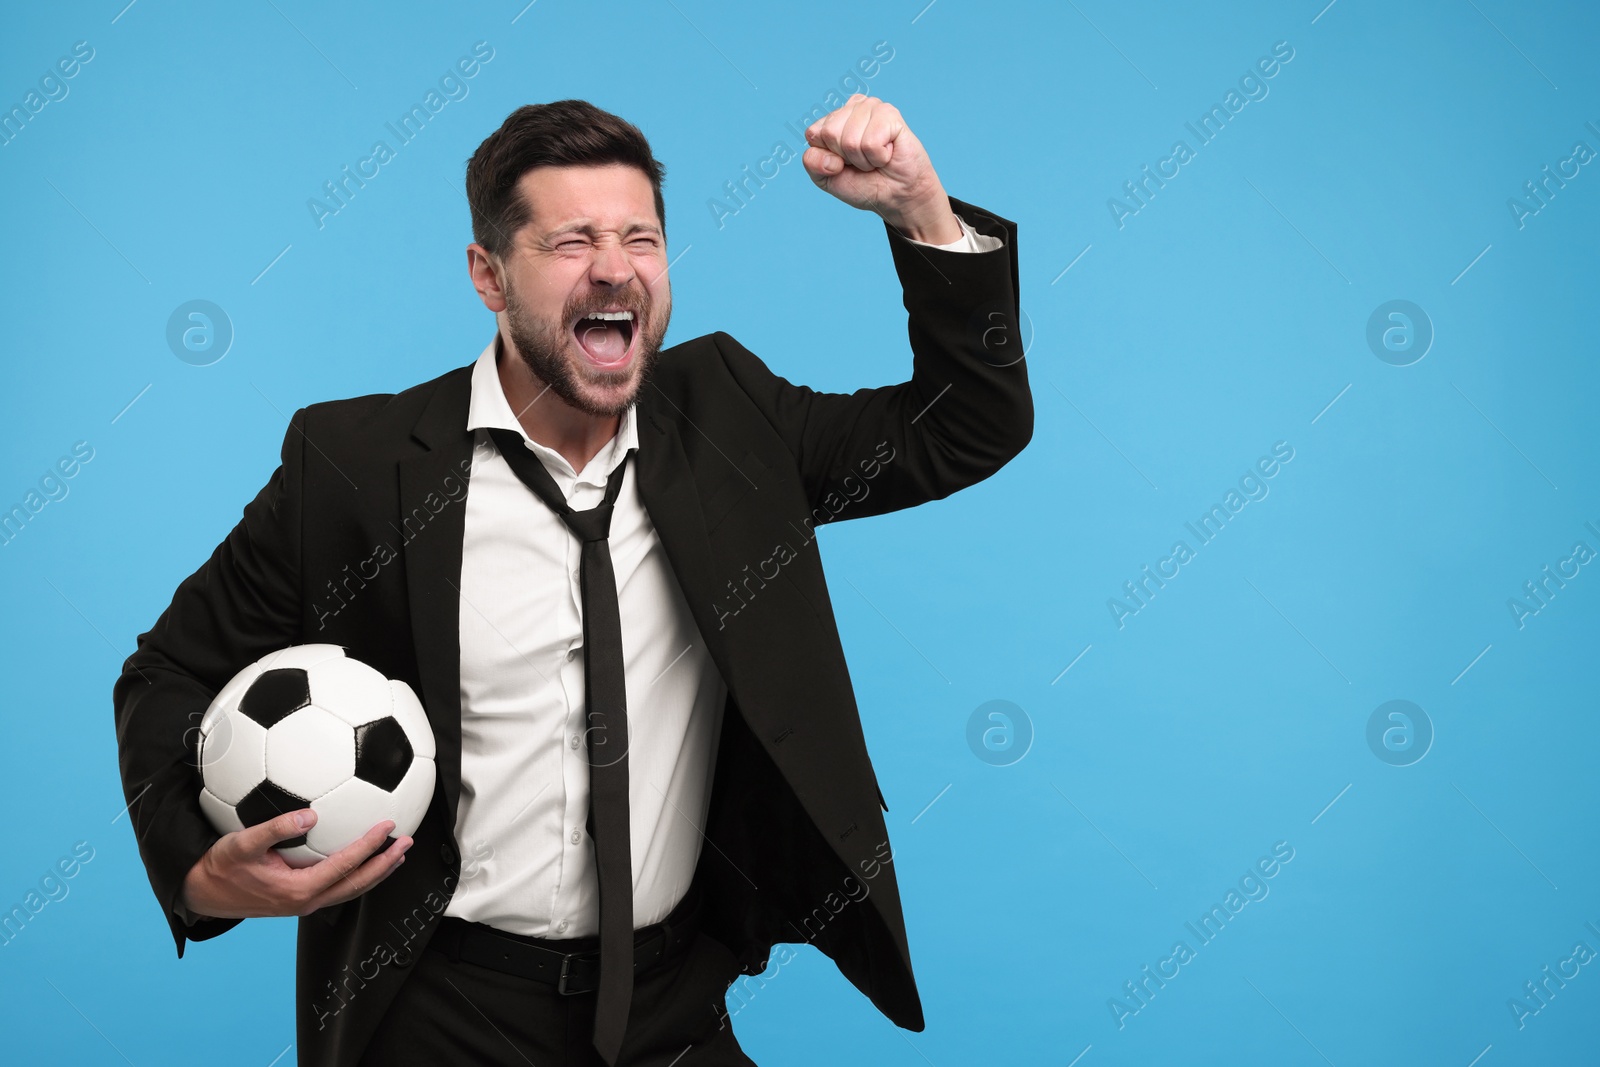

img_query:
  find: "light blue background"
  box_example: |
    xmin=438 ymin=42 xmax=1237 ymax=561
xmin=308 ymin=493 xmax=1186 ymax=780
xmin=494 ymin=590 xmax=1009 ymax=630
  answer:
xmin=2 ymin=1 xmax=1596 ymax=1064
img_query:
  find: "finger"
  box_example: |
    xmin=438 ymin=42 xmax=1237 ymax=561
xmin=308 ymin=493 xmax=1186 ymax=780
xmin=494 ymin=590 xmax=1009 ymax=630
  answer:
xmin=233 ymin=808 xmax=318 ymax=858
xmin=301 ymin=819 xmax=401 ymax=898
xmin=837 ymin=98 xmax=880 ymax=172
xmin=801 ymin=145 xmax=844 ymax=183
xmin=804 ymin=93 xmax=866 ymax=147
xmin=860 ymin=104 xmax=901 ymax=170
xmin=805 ymin=94 xmax=866 ymax=161
xmin=303 ymin=835 xmax=410 ymax=913
xmin=819 ymin=98 xmax=871 ymax=172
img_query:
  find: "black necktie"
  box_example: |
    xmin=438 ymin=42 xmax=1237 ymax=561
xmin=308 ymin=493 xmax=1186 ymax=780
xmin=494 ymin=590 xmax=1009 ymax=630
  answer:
xmin=487 ymin=426 xmax=635 ymax=1066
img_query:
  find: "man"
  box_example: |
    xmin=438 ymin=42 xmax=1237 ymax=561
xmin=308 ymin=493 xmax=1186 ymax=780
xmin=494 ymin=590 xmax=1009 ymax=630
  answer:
xmin=113 ymin=96 xmax=1030 ymax=1065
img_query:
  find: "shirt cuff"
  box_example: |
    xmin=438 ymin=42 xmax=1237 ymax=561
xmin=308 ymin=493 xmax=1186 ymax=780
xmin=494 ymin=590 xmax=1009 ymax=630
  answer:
xmin=903 ymin=213 xmax=1004 ymax=253
xmin=173 ymin=900 xmax=211 ymax=926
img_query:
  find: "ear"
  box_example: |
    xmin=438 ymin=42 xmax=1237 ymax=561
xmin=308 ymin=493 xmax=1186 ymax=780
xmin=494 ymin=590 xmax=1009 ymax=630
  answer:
xmin=467 ymin=243 xmax=509 ymax=313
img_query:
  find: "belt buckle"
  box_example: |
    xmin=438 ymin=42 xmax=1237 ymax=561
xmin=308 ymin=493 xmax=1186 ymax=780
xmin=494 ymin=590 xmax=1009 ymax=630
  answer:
xmin=556 ymin=952 xmax=578 ymax=995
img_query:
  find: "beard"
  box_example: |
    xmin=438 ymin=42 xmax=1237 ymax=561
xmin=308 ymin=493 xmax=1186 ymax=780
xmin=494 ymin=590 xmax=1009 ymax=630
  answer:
xmin=502 ymin=278 xmax=670 ymax=418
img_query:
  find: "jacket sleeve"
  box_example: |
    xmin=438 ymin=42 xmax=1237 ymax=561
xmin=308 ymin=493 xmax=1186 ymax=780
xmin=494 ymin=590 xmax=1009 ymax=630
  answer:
xmin=711 ymin=194 xmax=1032 ymax=522
xmin=111 ymin=407 xmax=308 ymax=957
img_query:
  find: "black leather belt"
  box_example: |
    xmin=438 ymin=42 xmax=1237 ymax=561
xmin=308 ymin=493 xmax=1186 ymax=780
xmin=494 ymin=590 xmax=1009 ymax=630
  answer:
xmin=432 ymin=885 xmax=701 ymax=995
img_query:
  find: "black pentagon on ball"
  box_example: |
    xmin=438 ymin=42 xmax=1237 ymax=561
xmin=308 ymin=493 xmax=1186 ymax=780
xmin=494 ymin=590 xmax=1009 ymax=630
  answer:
xmin=236 ymin=780 xmax=313 ymax=849
xmin=353 ymin=716 xmax=414 ymax=791
xmin=238 ymin=667 xmax=312 ymax=728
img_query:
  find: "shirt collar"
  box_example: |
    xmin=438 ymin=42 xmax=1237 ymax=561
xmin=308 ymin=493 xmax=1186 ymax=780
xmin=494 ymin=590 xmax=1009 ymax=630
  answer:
xmin=466 ymin=333 xmax=638 ymax=485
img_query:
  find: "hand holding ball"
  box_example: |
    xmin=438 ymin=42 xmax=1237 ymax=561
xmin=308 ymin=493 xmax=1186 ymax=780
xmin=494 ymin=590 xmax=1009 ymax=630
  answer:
xmin=182 ymin=645 xmax=437 ymax=920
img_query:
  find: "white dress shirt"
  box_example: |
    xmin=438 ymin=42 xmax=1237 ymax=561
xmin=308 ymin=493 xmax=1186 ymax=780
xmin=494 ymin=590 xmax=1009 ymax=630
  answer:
xmin=442 ymin=214 xmax=999 ymax=939
xmin=444 ymin=346 xmax=726 ymax=938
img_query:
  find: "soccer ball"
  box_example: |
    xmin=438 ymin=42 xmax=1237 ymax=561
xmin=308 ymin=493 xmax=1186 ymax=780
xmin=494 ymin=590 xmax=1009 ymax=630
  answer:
xmin=195 ymin=644 xmax=436 ymax=867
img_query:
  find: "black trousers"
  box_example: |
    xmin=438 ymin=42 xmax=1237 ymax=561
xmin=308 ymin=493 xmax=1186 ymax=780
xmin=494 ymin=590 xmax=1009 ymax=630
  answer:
xmin=355 ymin=910 xmax=758 ymax=1066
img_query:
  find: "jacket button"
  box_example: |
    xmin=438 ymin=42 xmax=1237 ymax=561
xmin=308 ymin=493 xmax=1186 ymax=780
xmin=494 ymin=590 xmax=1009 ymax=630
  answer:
xmin=392 ymin=949 xmax=415 ymax=968
xmin=440 ymin=842 xmax=458 ymax=866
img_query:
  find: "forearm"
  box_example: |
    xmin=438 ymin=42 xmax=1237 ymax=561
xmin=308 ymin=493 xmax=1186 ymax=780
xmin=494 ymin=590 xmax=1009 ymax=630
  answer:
xmin=883 ymin=185 xmax=964 ymax=245
xmin=879 ymin=195 xmax=1032 ymax=492
xmin=713 ymin=196 xmax=1031 ymax=522
xmin=112 ymin=411 xmax=307 ymax=955
xmin=115 ymin=641 xmax=248 ymax=952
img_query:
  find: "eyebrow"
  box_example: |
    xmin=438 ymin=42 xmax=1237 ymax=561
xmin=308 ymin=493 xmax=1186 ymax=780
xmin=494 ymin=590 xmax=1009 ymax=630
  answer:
xmin=543 ymin=220 xmax=663 ymax=240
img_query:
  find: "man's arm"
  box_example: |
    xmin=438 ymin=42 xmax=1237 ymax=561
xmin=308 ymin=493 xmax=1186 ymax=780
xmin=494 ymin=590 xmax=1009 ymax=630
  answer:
xmin=711 ymin=94 xmax=1030 ymax=518
xmin=115 ymin=409 xmax=413 ymax=953
xmin=711 ymin=193 xmax=1028 ymax=521
xmin=111 ymin=408 xmax=308 ymax=956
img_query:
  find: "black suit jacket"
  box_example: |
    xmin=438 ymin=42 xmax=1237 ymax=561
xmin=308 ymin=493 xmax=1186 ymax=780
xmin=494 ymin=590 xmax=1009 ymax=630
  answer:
xmin=112 ymin=196 xmax=1030 ymax=1066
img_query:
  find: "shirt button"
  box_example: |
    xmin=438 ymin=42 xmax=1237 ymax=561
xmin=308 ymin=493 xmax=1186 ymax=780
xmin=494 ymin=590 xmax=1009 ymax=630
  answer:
xmin=556 ymin=920 xmax=569 ymax=934
xmin=570 ymin=733 xmax=580 ymax=750
xmin=571 ymin=828 xmax=581 ymax=844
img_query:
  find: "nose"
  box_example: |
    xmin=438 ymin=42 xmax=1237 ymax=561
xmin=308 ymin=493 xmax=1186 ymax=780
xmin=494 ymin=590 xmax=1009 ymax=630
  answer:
xmin=587 ymin=241 xmax=634 ymax=288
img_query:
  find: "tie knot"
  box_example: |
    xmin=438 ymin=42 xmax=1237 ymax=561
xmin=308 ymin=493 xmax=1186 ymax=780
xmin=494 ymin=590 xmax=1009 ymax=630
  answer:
xmin=563 ymin=503 xmax=614 ymax=543
xmin=485 ymin=428 xmax=633 ymax=545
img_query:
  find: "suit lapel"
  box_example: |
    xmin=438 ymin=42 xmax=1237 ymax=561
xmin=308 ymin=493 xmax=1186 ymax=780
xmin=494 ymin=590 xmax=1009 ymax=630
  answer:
xmin=397 ymin=366 xmax=474 ymax=830
xmin=633 ymin=388 xmax=733 ymax=689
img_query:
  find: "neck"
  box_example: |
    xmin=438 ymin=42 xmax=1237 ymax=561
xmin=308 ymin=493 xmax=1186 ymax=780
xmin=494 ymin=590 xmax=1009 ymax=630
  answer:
xmin=496 ymin=336 xmax=620 ymax=473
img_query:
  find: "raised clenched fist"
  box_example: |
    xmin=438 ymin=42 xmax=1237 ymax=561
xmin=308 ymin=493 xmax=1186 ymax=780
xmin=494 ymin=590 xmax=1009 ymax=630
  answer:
xmin=801 ymin=94 xmax=961 ymax=245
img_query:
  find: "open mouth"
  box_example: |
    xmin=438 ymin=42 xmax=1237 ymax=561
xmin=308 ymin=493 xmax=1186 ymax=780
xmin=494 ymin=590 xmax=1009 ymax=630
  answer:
xmin=572 ymin=309 xmax=636 ymax=368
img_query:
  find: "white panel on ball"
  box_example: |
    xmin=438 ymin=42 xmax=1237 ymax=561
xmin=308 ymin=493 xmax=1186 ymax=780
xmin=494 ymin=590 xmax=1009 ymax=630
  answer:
xmin=308 ymin=776 xmax=397 ymax=855
xmin=306 ymin=655 xmax=393 ymax=728
xmin=198 ymin=713 xmax=269 ymax=806
xmin=260 ymin=643 xmax=348 ymax=672
xmin=198 ymin=787 xmax=246 ymax=835
xmin=266 ymin=707 xmax=355 ymax=801
xmin=277 ymin=843 xmax=325 ymax=869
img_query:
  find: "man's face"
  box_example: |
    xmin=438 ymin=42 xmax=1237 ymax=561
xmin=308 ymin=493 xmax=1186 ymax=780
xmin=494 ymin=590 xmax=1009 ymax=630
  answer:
xmin=492 ymin=163 xmax=672 ymax=417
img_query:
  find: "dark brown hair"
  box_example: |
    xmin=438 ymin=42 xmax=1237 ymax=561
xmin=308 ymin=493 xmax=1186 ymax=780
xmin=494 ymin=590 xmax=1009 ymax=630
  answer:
xmin=465 ymin=99 xmax=667 ymax=256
